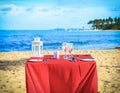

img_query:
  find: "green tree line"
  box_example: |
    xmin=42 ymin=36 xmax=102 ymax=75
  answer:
xmin=87 ymin=17 xmax=120 ymax=30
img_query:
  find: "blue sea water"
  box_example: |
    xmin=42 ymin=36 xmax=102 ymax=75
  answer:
xmin=0 ymin=30 xmax=120 ymax=52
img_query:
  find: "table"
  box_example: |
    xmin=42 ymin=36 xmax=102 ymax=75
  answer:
xmin=25 ymin=55 xmax=98 ymax=93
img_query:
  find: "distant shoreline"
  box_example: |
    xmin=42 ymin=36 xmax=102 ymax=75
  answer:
xmin=0 ymin=29 xmax=120 ymax=31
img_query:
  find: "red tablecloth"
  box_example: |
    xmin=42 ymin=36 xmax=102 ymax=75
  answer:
xmin=25 ymin=55 xmax=98 ymax=93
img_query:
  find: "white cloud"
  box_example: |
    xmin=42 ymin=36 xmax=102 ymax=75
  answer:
xmin=0 ymin=4 xmax=26 ymax=15
xmin=0 ymin=4 xmax=80 ymax=16
xmin=0 ymin=4 xmax=110 ymax=17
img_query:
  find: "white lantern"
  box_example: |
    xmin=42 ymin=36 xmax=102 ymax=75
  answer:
xmin=32 ymin=37 xmax=43 ymax=57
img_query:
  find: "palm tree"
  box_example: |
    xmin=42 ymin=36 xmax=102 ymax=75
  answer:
xmin=87 ymin=20 xmax=95 ymax=29
xmin=114 ymin=17 xmax=118 ymax=24
xmin=108 ymin=17 xmax=113 ymax=24
xmin=105 ymin=18 xmax=109 ymax=24
xmin=87 ymin=17 xmax=120 ymax=30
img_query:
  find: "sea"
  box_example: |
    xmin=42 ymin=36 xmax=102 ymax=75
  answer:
xmin=0 ymin=30 xmax=120 ymax=52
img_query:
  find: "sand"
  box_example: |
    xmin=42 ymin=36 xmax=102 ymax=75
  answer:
xmin=0 ymin=49 xmax=120 ymax=93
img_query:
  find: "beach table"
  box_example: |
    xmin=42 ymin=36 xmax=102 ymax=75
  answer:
xmin=25 ymin=55 xmax=98 ymax=93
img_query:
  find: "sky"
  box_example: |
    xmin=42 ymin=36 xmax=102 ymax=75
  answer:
xmin=0 ymin=0 xmax=120 ymax=30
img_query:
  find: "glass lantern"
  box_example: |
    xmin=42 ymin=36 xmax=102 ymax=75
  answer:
xmin=32 ymin=37 xmax=43 ymax=57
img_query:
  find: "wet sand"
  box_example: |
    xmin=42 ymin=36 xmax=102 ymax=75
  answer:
xmin=0 ymin=49 xmax=120 ymax=93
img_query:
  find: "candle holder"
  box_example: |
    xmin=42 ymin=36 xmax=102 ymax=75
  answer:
xmin=32 ymin=37 xmax=43 ymax=57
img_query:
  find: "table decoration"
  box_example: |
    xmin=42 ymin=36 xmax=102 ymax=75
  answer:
xmin=32 ymin=37 xmax=43 ymax=57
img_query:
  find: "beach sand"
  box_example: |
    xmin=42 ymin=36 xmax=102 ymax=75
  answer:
xmin=0 ymin=49 xmax=120 ymax=93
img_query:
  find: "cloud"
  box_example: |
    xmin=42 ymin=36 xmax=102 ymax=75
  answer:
xmin=0 ymin=4 xmax=116 ymax=17
xmin=0 ymin=4 xmax=26 ymax=15
xmin=1 ymin=7 xmax=12 ymax=12
xmin=0 ymin=4 xmax=80 ymax=16
xmin=1 ymin=4 xmax=118 ymax=20
xmin=24 ymin=6 xmax=64 ymax=16
xmin=0 ymin=4 xmax=117 ymax=22
xmin=0 ymin=4 xmax=59 ymax=16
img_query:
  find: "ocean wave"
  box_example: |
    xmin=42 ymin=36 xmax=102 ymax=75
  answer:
xmin=0 ymin=30 xmax=120 ymax=52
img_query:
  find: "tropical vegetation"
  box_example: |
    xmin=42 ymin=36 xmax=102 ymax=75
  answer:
xmin=87 ymin=17 xmax=120 ymax=30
